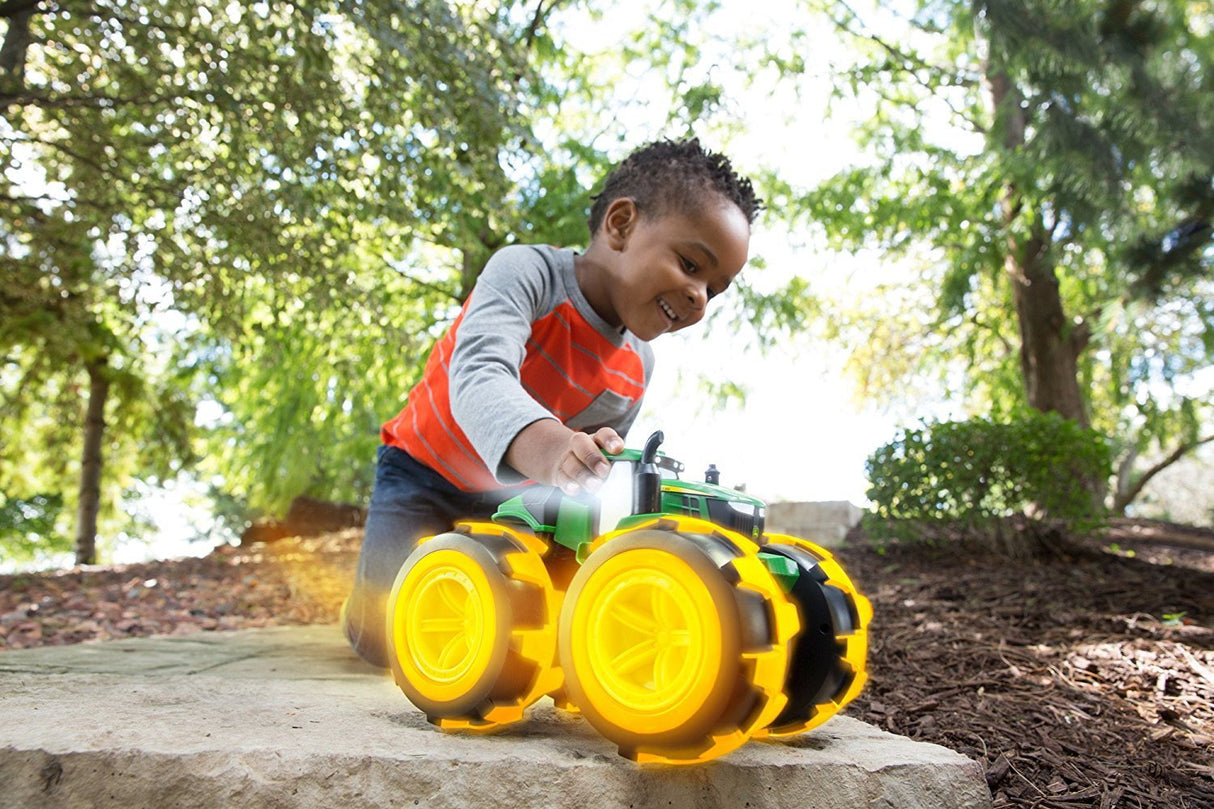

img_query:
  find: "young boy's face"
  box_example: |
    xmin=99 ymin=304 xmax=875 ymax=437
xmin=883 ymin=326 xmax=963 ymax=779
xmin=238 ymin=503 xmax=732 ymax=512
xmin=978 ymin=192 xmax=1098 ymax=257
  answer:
xmin=601 ymin=198 xmax=750 ymax=341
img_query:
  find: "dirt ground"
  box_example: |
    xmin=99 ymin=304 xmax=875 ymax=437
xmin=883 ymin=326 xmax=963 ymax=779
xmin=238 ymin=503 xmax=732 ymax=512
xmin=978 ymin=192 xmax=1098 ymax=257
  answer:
xmin=2 ymin=520 xmax=1211 ymax=808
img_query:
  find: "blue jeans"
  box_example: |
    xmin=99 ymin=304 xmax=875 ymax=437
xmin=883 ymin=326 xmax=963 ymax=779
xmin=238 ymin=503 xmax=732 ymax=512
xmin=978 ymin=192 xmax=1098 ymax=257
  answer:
xmin=343 ymin=445 xmax=507 ymax=668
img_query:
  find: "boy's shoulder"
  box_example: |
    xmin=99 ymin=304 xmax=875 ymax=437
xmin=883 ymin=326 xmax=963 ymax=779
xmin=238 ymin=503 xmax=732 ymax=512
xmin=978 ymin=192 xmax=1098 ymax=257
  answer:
xmin=485 ymin=243 xmax=573 ymax=274
xmin=477 ymin=244 xmax=648 ymax=357
xmin=478 ymin=243 xmax=576 ymax=300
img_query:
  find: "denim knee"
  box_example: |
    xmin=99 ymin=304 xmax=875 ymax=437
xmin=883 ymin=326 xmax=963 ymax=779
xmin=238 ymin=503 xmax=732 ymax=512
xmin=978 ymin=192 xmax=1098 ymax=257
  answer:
xmin=344 ymin=446 xmax=497 ymax=667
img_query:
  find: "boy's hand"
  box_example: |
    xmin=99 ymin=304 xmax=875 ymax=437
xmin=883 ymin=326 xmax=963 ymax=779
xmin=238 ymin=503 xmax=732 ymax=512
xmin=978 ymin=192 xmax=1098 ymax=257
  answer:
xmin=506 ymin=421 xmax=624 ymax=495
xmin=555 ymin=427 xmax=625 ymax=495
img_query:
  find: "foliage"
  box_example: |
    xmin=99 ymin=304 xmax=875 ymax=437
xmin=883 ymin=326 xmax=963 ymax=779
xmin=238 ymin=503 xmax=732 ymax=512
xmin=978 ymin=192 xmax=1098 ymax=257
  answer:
xmin=864 ymin=412 xmax=1112 ymax=542
xmin=192 ymin=258 xmax=449 ymax=512
xmin=0 ymin=0 xmax=561 ymax=559
xmin=2 ymin=0 xmax=804 ymax=565
xmin=6 ymin=0 xmax=1204 ymax=568
xmin=796 ymin=0 xmax=1212 ymax=508
xmin=0 ymin=492 xmax=66 ymax=566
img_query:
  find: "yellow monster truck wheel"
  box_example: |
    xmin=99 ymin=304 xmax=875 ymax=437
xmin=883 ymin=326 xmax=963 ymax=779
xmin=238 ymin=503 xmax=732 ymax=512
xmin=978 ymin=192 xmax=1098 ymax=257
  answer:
xmin=753 ymin=534 xmax=872 ymax=739
xmin=386 ymin=522 xmax=561 ymax=732
xmin=559 ymin=517 xmax=799 ymax=765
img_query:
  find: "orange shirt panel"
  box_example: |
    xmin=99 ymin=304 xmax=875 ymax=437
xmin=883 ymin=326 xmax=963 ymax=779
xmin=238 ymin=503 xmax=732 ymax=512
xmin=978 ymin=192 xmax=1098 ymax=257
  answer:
xmin=382 ymin=301 xmax=646 ymax=491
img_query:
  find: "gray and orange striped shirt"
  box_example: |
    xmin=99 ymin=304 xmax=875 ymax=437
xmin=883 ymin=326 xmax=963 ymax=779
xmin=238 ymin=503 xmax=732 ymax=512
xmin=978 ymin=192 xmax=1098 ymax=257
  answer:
xmin=382 ymin=245 xmax=655 ymax=491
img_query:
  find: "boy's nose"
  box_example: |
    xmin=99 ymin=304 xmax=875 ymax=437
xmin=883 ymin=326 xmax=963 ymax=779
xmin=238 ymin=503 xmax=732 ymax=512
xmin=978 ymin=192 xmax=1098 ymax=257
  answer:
xmin=685 ymin=281 xmax=708 ymax=311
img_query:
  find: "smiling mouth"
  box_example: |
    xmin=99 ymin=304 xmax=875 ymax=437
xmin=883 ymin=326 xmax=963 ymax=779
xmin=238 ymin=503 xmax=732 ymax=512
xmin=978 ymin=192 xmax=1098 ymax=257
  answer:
xmin=657 ymin=297 xmax=678 ymax=323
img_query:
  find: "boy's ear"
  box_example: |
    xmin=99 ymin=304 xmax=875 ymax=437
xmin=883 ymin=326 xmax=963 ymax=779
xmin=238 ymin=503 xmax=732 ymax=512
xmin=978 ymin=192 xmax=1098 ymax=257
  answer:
xmin=602 ymin=198 xmax=639 ymax=250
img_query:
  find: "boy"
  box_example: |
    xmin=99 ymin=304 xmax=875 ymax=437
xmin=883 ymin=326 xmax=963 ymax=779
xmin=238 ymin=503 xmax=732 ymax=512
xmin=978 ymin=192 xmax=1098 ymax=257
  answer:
xmin=343 ymin=138 xmax=762 ymax=667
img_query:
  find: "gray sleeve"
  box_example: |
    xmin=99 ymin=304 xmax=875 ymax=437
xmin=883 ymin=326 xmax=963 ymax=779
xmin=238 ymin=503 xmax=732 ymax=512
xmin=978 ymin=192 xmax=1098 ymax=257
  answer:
xmin=448 ymin=246 xmax=558 ymax=485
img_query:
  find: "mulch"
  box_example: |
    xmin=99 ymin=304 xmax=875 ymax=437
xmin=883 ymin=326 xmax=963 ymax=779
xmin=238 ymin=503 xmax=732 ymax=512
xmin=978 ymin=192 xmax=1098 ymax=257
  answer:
xmin=2 ymin=521 xmax=1212 ymax=808
xmin=0 ymin=531 xmax=356 ymax=646
xmin=840 ymin=520 xmax=1214 ymax=809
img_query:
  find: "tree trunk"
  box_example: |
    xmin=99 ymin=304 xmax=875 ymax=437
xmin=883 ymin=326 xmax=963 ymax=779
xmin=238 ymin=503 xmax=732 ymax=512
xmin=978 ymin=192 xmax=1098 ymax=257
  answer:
xmin=459 ymin=246 xmax=483 ymax=303
xmin=0 ymin=0 xmax=39 ymax=84
xmin=1006 ymin=232 xmax=1090 ymax=427
xmin=74 ymin=357 xmax=109 ymax=565
xmin=987 ymin=68 xmax=1090 ymax=427
xmin=458 ymin=225 xmax=504 ymax=301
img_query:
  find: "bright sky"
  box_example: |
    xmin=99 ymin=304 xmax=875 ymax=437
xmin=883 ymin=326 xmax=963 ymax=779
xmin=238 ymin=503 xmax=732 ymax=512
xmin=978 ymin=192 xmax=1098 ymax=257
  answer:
xmin=629 ymin=335 xmax=893 ymax=505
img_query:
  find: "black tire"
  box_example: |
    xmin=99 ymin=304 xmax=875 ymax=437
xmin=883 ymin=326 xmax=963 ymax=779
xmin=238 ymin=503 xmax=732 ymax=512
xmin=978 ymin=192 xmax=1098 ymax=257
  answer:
xmin=755 ymin=534 xmax=871 ymax=738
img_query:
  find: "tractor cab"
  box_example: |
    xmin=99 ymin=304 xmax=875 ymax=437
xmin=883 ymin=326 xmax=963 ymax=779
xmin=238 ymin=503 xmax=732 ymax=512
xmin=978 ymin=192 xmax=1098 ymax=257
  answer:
xmin=492 ymin=430 xmax=766 ymax=557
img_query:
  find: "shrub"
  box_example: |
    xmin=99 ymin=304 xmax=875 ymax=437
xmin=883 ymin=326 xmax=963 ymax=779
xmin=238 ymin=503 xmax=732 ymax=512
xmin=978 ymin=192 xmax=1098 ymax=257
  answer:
xmin=864 ymin=412 xmax=1111 ymax=545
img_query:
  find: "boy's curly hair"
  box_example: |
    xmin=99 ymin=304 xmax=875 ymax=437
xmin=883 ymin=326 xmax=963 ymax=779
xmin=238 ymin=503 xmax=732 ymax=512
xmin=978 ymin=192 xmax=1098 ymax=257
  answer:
xmin=587 ymin=138 xmax=764 ymax=235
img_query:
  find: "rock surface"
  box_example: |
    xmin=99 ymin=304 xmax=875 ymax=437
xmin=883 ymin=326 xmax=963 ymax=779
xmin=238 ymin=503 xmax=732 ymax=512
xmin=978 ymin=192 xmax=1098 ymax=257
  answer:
xmin=0 ymin=626 xmax=991 ymax=809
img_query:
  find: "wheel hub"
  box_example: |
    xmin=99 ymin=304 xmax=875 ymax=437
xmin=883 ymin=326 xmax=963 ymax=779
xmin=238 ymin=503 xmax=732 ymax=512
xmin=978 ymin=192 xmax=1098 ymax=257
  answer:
xmin=409 ymin=568 xmax=483 ymax=683
xmin=590 ymin=567 xmax=703 ymax=711
xmin=568 ymin=548 xmax=725 ymax=733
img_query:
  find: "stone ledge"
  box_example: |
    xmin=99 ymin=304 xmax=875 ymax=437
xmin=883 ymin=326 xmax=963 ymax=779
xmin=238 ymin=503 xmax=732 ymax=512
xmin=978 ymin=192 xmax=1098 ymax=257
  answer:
xmin=0 ymin=626 xmax=991 ymax=809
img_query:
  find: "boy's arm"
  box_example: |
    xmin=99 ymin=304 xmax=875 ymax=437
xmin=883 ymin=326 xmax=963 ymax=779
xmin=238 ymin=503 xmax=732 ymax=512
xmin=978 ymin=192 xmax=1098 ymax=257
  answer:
xmin=447 ymin=251 xmax=550 ymax=483
xmin=505 ymin=421 xmax=624 ymax=495
xmin=449 ymin=246 xmax=627 ymax=491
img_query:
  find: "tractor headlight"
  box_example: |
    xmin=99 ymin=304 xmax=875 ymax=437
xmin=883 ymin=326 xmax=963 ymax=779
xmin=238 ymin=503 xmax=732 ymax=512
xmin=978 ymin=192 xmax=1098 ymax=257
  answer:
xmin=708 ymin=499 xmax=766 ymax=539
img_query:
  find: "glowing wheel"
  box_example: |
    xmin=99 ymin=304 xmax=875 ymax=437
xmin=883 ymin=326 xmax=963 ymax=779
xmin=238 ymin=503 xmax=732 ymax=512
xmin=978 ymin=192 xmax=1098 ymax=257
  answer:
xmin=573 ymin=547 xmax=727 ymax=734
xmin=386 ymin=522 xmax=560 ymax=731
xmin=559 ymin=518 xmax=799 ymax=764
xmin=395 ymin=549 xmax=498 ymax=702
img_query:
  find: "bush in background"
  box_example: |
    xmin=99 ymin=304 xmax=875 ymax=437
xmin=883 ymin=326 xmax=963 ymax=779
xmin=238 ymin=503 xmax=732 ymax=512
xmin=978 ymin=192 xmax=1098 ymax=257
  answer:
xmin=864 ymin=412 xmax=1111 ymax=552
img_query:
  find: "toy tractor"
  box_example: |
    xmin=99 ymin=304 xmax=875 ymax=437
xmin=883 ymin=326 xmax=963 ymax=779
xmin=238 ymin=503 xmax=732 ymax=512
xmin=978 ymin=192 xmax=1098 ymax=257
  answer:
xmin=384 ymin=431 xmax=871 ymax=765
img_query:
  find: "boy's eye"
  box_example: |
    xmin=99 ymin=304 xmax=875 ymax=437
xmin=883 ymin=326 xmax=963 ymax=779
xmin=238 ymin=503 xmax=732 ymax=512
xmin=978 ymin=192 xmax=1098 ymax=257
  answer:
xmin=680 ymin=255 xmax=697 ymax=274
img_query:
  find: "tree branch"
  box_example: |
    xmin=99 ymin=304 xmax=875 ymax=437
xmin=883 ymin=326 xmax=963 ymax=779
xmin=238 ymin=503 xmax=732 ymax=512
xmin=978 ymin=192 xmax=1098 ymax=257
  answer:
xmin=379 ymin=256 xmax=461 ymax=304
xmin=967 ymin=313 xmax=1016 ymax=356
xmin=831 ymin=7 xmax=985 ymax=136
xmin=0 ymin=0 xmax=41 ymax=19
xmin=26 ymin=132 xmax=190 ymax=208
xmin=523 ymin=0 xmax=547 ymax=48
xmin=1 ymin=89 xmax=198 ymax=110
xmin=832 ymin=0 xmax=983 ymax=91
xmin=1114 ymin=434 xmax=1214 ymax=514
